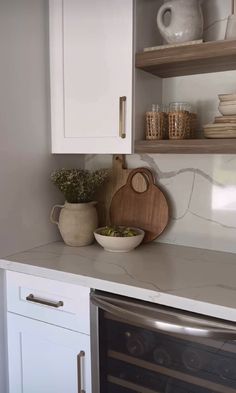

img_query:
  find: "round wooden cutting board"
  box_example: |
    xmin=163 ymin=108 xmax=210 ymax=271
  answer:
xmin=110 ymin=168 xmax=169 ymax=243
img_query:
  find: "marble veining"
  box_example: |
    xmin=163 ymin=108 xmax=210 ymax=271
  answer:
xmin=1 ymin=241 xmax=236 ymax=322
xmin=140 ymin=154 xmax=236 ymax=230
xmin=139 ymin=154 xmax=224 ymax=187
xmin=203 ymin=0 xmax=231 ymax=41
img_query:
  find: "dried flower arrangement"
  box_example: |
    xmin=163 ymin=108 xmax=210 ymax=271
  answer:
xmin=51 ymin=168 xmax=109 ymax=203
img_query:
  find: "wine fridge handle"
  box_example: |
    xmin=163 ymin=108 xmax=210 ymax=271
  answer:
xmin=77 ymin=351 xmax=86 ymax=393
xmin=91 ymin=294 xmax=236 ymax=340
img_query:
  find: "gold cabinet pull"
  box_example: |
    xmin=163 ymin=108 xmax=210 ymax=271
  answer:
xmin=119 ymin=96 xmax=127 ymax=139
xmin=26 ymin=294 xmax=64 ymax=308
xmin=77 ymin=351 xmax=86 ymax=393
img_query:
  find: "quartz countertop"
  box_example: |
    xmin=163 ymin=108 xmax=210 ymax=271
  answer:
xmin=1 ymin=241 xmax=236 ymax=322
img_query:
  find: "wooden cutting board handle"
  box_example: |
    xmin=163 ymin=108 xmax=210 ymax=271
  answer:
xmin=126 ymin=167 xmax=155 ymax=192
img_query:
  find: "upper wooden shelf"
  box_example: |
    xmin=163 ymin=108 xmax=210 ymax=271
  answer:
xmin=135 ymin=40 xmax=236 ymax=78
xmin=135 ymin=139 xmax=236 ymax=154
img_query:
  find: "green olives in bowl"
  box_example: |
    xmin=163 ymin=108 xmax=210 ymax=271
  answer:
xmin=94 ymin=226 xmax=145 ymax=253
xmin=98 ymin=226 xmax=139 ymax=238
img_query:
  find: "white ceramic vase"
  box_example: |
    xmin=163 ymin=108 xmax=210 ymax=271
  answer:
xmin=50 ymin=201 xmax=98 ymax=247
xmin=157 ymin=0 xmax=203 ymax=44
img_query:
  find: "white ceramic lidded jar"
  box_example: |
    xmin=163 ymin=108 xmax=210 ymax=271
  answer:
xmin=157 ymin=0 xmax=203 ymax=44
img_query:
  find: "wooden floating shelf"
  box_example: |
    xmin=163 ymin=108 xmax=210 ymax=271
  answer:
xmin=136 ymin=40 xmax=236 ymax=78
xmin=135 ymin=139 xmax=236 ymax=154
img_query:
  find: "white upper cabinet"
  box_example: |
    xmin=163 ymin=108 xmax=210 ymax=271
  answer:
xmin=50 ymin=0 xmax=133 ymax=154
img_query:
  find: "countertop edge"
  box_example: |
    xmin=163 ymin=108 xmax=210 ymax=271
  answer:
xmin=1 ymin=258 xmax=236 ymax=323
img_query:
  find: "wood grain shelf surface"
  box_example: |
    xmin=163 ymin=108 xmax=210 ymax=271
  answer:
xmin=135 ymin=40 xmax=236 ymax=78
xmin=135 ymin=139 xmax=236 ymax=154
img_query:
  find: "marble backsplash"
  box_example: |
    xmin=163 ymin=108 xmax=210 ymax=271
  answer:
xmin=203 ymin=0 xmax=231 ymax=41
xmin=85 ymin=154 xmax=236 ymax=254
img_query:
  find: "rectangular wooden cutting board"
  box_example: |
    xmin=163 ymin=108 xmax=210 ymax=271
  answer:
xmin=95 ymin=155 xmax=148 ymax=226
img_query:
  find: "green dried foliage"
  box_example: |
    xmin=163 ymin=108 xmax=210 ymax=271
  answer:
xmin=51 ymin=168 xmax=109 ymax=203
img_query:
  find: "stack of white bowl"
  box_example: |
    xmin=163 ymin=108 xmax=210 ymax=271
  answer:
xmin=204 ymin=94 xmax=236 ymax=138
xmin=218 ymin=94 xmax=236 ymax=116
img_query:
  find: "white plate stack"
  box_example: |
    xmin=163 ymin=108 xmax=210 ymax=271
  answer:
xmin=204 ymin=94 xmax=236 ymax=138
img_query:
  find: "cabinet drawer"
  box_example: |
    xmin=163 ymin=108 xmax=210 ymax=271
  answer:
xmin=6 ymin=271 xmax=90 ymax=334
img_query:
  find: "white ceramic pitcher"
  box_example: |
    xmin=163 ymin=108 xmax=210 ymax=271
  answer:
xmin=50 ymin=201 xmax=98 ymax=246
xmin=157 ymin=0 xmax=203 ymax=44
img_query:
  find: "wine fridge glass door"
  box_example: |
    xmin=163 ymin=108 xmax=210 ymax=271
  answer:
xmin=91 ymin=292 xmax=236 ymax=393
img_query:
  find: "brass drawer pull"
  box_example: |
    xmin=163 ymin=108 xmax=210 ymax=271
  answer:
xmin=119 ymin=96 xmax=127 ymax=139
xmin=26 ymin=294 xmax=64 ymax=308
xmin=77 ymin=351 xmax=86 ymax=393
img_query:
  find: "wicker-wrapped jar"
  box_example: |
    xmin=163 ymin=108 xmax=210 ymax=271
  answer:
xmin=186 ymin=113 xmax=197 ymax=139
xmin=168 ymin=111 xmax=189 ymax=140
xmin=146 ymin=108 xmax=167 ymax=140
xmin=168 ymin=102 xmax=192 ymax=140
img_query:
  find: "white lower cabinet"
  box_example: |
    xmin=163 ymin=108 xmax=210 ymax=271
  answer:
xmin=7 ymin=312 xmax=91 ymax=393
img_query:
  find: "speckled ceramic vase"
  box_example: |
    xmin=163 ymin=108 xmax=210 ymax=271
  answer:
xmin=157 ymin=0 xmax=203 ymax=44
xmin=50 ymin=201 xmax=98 ymax=247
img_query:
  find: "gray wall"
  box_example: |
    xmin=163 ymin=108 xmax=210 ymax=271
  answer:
xmin=0 ymin=1 xmax=83 ymax=391
xmin=0 ymin=0 xmax=83 ymax=258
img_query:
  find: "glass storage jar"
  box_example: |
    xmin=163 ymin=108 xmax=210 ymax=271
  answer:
xmin=169 ymin=102 xmax=191 ymax=113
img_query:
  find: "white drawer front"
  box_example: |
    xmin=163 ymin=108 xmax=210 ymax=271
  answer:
xmin=6 ymin=271 xmax=90 ymax=334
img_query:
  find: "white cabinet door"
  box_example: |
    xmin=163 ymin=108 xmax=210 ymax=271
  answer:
xmin=7 ymin=313 xmax=91 ymax=393
xmin=50 ymin=0 xmax=133 ymax=154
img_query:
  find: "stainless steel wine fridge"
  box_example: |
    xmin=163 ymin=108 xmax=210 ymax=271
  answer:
xmin=90 ymin=291 xmax=236 ymax=393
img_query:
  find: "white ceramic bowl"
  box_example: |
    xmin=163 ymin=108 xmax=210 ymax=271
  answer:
xmin=219 ymin=100 xmax=236 ymax=106
xmin=94 ymin=227 xmax=145 ymax=253
xmin=219 ymin=94 xmax=236 ymax=102
xmin=219 ymin=103 xmax=236 ymax=116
